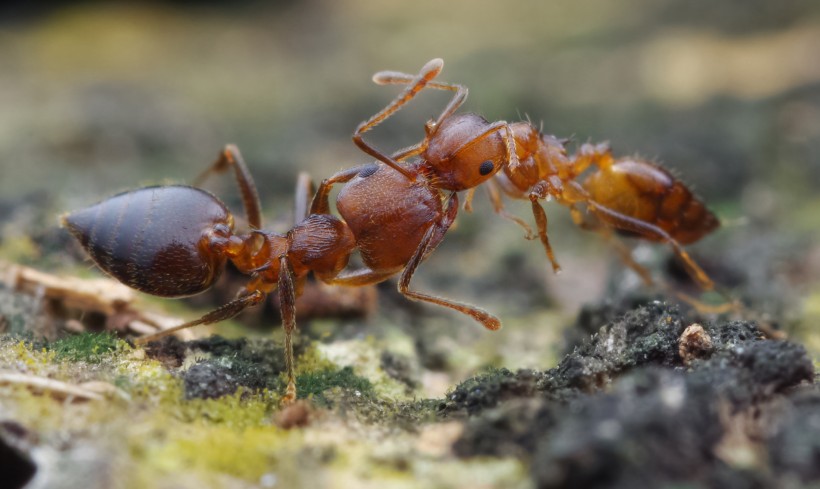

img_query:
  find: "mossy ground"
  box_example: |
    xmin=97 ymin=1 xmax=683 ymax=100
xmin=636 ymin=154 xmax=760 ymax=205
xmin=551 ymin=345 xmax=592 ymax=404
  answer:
xmin=2 ymin=287 xmax=817 ymax=489
xmin=0 ymin=293 xmax=535 ymax=489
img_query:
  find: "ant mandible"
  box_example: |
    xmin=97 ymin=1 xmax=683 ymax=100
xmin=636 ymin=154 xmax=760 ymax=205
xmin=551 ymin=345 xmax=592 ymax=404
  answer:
xmin=62 ymin=146 xmax=357 ymax=404
xmin=331 ymin=58 xmax=725 ymax=308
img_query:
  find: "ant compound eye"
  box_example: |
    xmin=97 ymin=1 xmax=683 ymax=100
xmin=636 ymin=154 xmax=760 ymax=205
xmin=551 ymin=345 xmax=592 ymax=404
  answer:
xmin=358 ymin=164 xmax=379 ymax=178
xmin=479 ymin=160 xmax=494 ymax=176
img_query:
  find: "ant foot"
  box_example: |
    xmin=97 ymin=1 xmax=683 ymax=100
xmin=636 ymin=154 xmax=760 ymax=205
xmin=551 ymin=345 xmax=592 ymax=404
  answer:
xmin=281 ymin=381 xmax=297 ymax=407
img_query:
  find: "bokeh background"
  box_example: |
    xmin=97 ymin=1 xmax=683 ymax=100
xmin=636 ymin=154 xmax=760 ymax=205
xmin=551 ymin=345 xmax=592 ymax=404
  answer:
xmin=1 ymin=0 xmax=819 ymax=359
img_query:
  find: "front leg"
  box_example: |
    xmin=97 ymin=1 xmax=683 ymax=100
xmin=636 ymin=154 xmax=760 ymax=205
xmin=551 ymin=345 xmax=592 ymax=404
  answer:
xmin=529 ymin=182 xmax=562 ymax=273
xmin=397 ymin=192 xmax=501 ymax=331
xmin=353 ymin=58 xmax=446 ymax=180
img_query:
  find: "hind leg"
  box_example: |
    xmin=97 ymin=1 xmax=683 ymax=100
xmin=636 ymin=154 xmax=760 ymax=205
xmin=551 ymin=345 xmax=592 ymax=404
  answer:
xmin=194 ymin=144 xmax=263 ymax=229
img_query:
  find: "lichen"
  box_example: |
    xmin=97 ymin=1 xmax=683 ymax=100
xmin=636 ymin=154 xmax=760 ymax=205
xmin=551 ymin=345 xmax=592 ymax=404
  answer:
xmin=46 ymin=332 xmax=126 ymax=364
xmin=297 ymin=366 xmax=373 ymax=405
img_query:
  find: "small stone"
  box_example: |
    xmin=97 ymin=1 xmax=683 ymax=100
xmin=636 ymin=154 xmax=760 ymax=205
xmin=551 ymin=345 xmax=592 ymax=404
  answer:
xmin=679 ymin=323 xmax=713 ymax=365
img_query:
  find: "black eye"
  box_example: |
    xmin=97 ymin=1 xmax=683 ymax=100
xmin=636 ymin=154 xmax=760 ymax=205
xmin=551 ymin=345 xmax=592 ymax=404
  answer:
xmin=479 ymin=160 xmax=494 ymax=176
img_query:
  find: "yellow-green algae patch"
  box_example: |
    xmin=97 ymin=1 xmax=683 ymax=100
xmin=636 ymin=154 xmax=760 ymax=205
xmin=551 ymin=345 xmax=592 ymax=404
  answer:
xmin=132 ymin=410 xmax=304 ymax=486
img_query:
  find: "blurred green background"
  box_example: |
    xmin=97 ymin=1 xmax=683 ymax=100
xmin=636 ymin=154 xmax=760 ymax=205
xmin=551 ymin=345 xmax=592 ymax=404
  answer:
xmin=1 ymin=0 xmax=819 ymax=349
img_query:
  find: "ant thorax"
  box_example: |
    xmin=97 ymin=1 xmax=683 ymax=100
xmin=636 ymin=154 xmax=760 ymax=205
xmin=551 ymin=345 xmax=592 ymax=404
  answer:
xmin=500 ymin=123 xmax=575 ymax=194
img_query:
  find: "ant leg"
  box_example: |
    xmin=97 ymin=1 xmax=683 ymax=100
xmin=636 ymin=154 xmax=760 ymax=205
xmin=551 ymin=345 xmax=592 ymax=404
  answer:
xmin=372 ymin=61 xmax=468 ymax=129
xmin=132 ymin=290 xmax=266 ymax=345
xmin=294 ymin=172 xmax=315 ymax=224
xmin=486 ymin=179 xmax=535 ymax=239
xmin=277 ymin=255 xmax=298 ymax=405
xmin=529 ymin=184 xmax=562 ymax=273
xmin=565 ymin=181 xmax=715 ymax=290
xmin=604 ymin=233 xmax=737 ymax=313
xmin=310 ymin=165 xmax=369 ymax=215
xmin=569 ymin=141 xmax=613 ymax=177
xmin=566 ymin=206 xmax=648 ymax=281
xmin=463 ymin=188 xmax=476 ymax=212
xmin=325 ymin=267 xmax=397 ymax=286
xmin=593 ymin=225 xmax=657 ymax=288
xmin=391 ymin=141 xmax=428 ymax=162
xmin=570 ymin=205 xmax=737 ymax=314
xmin=398 ymin=193 xmax=501 ymax=331
xmin=194 ymin=144 xmax=263 ymax=229
xmin=353 ymin=59 xmax=446 ymax=180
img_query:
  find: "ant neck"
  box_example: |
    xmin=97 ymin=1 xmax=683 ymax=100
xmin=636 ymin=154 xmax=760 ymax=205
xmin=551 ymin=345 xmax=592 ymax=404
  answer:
xmin=219 ymin=231 xmax=288 ymax=281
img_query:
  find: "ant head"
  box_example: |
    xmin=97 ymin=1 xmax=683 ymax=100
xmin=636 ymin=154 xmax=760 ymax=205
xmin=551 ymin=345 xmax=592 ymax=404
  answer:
xmin=422 ymin=113 xmax=506 ymax=191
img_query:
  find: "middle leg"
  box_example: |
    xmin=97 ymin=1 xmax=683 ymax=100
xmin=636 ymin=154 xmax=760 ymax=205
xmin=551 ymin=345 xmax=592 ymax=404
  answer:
xmin=132 ymin=289 xmax=266 ymax=346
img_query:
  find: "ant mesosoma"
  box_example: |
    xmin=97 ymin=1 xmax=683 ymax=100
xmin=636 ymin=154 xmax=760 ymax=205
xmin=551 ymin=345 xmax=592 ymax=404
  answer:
xmin=328 ymin=58 xmax=729 ymax=310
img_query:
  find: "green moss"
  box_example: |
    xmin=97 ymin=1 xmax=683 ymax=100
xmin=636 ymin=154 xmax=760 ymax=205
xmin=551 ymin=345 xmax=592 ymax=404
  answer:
xmin=440 ymin=367 xmax=540 ymax=418
xmin=292 ymin=343 xmax=336 ymax=375
xmin=297 ymin=366 xmax=373 ymax=404
xmin=47 ymin=332 xmax=126 ymax=363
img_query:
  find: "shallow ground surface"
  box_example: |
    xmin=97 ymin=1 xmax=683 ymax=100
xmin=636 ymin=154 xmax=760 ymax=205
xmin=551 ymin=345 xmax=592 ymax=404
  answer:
xmin=1 ymin=286 xmax=817 ymax=489
xmin=1 ymin=2 xmax=819 ymax=488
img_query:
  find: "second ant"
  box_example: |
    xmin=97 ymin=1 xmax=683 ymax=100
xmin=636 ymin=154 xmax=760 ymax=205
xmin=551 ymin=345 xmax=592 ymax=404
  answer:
xmin=330 ymin=58 xmax=728 ymax=310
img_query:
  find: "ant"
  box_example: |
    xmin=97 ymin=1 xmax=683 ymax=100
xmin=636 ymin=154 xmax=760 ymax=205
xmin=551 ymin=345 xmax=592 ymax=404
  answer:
xmin=323 ymin=58 xmax=729 ymax=310
xmin=62 ymin=146 xmax=357 ymax=404
xmin=62 ymin=136 xmax=502 ymax=404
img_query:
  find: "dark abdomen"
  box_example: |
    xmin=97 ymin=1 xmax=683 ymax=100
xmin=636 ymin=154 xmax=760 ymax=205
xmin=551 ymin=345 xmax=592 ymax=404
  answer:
xmin=63 ymin=185 xmax=232 ymax=297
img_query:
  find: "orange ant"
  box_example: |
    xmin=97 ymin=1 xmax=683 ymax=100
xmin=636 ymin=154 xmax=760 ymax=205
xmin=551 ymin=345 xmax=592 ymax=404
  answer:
xmin=327 ymin=58 xmax=727 ymax=309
